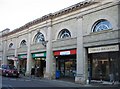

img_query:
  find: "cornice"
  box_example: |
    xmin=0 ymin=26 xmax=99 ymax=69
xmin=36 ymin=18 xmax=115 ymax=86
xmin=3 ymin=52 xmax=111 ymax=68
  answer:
xmin=2 ymin=0 xmax=97 ymax=37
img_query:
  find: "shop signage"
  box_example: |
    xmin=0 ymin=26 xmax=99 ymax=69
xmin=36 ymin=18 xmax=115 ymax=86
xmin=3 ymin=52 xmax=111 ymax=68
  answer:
xmin=88 ymin=45 xmax=119 ymax=53
xmin=32 ymin=52 xmax=46 ymax=58
xmin=54 ymin=49 xmax=76 ymax=56
xmin=60 ymin=51 xmax=70 ymax=55
xmin=18 ymin=54 xmax=27 ymax=59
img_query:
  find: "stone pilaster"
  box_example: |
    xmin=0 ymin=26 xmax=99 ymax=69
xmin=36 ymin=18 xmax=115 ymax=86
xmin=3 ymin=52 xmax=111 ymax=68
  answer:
xmin=75 ymin=16 xmax=86 ymax=84
xmin=14 ymin=37 xmax=18 ymax=68
xmin=3 ymin=40 xmax=7 ymax=65
xmin=26 ymin=31 xmax=32 ymax=76
xmin=44 ymin=20 xmax=55 ymax=79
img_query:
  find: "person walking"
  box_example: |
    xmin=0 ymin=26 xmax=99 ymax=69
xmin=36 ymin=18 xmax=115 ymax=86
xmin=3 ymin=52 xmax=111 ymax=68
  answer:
xmin=36 ymin=66 xmax=40 ymax=77
xmin=109 ymin=73 xmax=114 ymax=85
xmin=22 ymin=68 xmax=25 ymax=76
xmin=31 ymin=66 xmax=35 ymax=78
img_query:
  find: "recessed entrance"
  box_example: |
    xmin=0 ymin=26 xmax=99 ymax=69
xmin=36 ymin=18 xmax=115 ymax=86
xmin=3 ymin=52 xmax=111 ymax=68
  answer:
xmin=56 ymin=55 xmax=76 ymax=79
xmin=19 ymin=59 xmax=27 ymax=74
xmin=34 ymin=58 xmax=46 ymax=77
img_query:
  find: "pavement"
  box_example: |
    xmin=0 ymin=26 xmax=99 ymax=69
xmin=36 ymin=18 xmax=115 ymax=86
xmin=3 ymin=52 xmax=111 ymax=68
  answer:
xmin=1 ymin=75 xmax=120 ymax=89
xmin=19 ymin=75 xmax=120 ymax=88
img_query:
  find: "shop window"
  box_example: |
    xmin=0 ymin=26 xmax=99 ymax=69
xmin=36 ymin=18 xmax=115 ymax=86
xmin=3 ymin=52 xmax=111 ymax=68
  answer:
xmin=34 ymin=32 xmax=45 ymax=44
xmin=58 ymin=29 xmax=71 ymax=39
xmin=20 ymin=40 xmax=27 ymax=47
xmin=90 ymin=52 xmax=119 ymax=81
xmin=9 ymin=43 xmax=14 ymax=49
xmin=92 ymin=19 xmax=112 ymax=32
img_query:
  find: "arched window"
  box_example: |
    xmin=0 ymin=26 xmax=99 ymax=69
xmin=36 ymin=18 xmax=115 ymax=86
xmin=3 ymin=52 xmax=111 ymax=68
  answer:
xmin=92 ymin=19 xmax=112 ymax=32
xmin=34 ymin=32 xmax=45 ymax=43
xmin=9 ymin=43 xmax=14 ymax=49
xmin=58 ymin=29 xmax=71 ymax=39
xmin=20 ymin=40 xmax=27 ymax=47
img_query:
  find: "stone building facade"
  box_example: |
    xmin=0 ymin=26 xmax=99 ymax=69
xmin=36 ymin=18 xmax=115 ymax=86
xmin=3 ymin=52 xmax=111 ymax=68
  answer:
xmin=0 ymin=0 xmax=120 ymax=84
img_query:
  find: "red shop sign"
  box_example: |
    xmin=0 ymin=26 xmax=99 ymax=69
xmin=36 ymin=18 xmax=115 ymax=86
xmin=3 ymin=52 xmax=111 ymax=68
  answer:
xmin=54 ymin=49 xmax=76 ymax=56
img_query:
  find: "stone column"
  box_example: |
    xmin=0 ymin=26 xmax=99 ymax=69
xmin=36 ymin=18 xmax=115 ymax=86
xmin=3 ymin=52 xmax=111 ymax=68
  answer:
xmin=14 ymin=37 xmax=18 ymax=68
xmin=2 ymin=40 xmax=7 ymax=65
xmin=75 ymin=16 xmax=86 ymax=84
xmin=44 ymin=20 xmax=55 ymax=79
xmin=26 ymin=31 xmax=32 ymax=76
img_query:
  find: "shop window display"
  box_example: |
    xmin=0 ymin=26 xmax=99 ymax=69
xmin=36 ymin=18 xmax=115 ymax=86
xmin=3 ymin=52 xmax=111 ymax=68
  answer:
xmin=89 ymin=52 xmax=119 ymax=81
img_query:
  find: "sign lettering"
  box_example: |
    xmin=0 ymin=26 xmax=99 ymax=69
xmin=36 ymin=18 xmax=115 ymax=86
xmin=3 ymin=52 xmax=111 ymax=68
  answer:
xmin=88 ymin=45 xmax=119 ymax=53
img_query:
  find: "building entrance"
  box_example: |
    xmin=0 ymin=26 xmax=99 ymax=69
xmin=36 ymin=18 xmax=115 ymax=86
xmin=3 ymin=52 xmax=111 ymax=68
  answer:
xmin=19 ymin=59 xmax=27 ymax=74
xmin=34 ymin=58 xmax=46 ymax=77
xmin=32 ymin=52 xmax=46 ymax=77
xmin=56 ymin=55 xmax=76 ymax=78
xmin=18 ymin=54 xmax=27 ymax=74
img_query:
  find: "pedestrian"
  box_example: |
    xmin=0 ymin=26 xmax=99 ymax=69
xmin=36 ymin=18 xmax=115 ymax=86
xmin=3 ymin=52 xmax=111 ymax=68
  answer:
xmin=36 ymin=66 xmax=40 ymax=77
xmin=22 ymin=68 xmax=25 ymax=76
xmin=31 ymin=66 xmax=35 ymax=78
xmin=109 ymin=73 xmax=114 ymax=84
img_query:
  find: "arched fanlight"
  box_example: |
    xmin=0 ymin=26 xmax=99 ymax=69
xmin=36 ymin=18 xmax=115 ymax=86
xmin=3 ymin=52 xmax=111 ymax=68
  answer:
xmin=92 ymin=19 xmax=112 ymax=32
xmin=20 ymin=40 xmax=27 ymax=47
xmin=34 ymin=32 xmax=45 ymax=43
xmin=58 ymin=29 xmax=71 ymax=39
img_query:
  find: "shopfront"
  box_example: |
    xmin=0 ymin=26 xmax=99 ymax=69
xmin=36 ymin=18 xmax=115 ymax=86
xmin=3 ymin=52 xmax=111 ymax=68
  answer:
xmin=88 ymin=45 xmax=120 ymax=81
xmin=32 ymin=52 xmax=46 ymax=77
xmin=18 ymin=54 xmax=27 ymax=73
xmin=54 ymin=49 xmax=76 ymax=79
